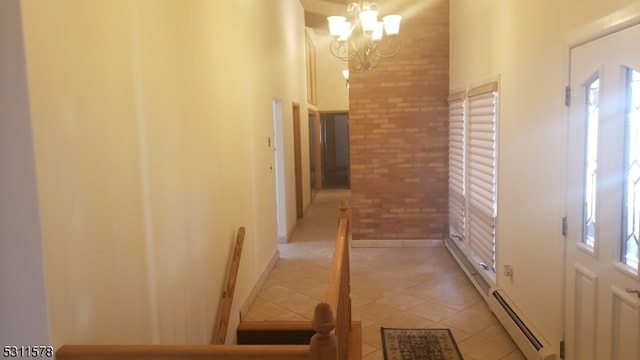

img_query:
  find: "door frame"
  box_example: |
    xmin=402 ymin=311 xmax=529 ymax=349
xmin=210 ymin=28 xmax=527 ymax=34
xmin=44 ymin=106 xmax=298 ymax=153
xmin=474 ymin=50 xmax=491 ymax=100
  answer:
xmin=272 ymin=99 xmax=288 ymax=242
xmin=292 ymin=102 xmax=304 ymax=219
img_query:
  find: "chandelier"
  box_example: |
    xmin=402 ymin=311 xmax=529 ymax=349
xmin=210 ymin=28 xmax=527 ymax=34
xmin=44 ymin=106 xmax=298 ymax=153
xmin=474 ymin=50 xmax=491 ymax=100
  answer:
xmin=327 ymin=1 xmax=402 ymax=71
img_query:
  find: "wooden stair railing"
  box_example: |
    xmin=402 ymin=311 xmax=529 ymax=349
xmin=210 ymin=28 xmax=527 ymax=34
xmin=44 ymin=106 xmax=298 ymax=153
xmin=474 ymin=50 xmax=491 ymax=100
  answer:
xmin=236 ymin=200 xmax=360 ymax=360
xmin=55 ymin=307 xmax=336 ymax=360
xmin=325 ymin=200 xmax=353 ymax=360
xmin=213 ymin=226 xmax=246 ymax=344
xmin=56 ymin=344 xmax=310 ymax=360
xmin=55 ymin=201 xmax=357 ymax=360
xmin=56 ymin=309 xmax=335 ymax=359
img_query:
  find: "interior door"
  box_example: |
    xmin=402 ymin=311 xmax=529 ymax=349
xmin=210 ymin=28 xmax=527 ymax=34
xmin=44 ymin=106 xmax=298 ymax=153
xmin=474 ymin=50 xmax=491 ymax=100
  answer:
xmin=565 ymin=24 xmax=640 ymax=360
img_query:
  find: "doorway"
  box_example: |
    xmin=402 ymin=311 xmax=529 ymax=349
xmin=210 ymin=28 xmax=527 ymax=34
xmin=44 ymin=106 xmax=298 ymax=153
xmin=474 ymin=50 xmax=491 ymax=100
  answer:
xmin=309 ymin=111 xmax=322 ymax=193
xmin=319 ymin=112 xmax=350 ymax=189
xmin=564 ymin=23 xmax=640 ymax=360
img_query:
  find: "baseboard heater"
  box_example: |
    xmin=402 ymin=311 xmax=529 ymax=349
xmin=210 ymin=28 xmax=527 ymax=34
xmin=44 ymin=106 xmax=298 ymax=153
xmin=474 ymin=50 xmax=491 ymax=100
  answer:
xmin=489 ymin=289 xmax=557 ymax=360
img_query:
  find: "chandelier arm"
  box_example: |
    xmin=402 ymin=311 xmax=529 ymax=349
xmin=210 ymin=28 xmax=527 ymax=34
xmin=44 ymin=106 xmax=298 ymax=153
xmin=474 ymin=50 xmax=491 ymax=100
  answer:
xmin=373 ymin=37 xmax=401 ymax=58
xmin=347 ymin=3 xmax=361 ymax=16
xmin=330 ymin=40 xmax=356 ymax=61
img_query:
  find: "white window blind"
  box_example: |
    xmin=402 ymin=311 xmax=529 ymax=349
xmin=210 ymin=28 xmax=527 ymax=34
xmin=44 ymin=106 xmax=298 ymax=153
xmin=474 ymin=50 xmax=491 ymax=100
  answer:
xmin=448 ymin=92 xmax=466 ymax=240
xmin=467 ymin=83 xmax=498 ymax=273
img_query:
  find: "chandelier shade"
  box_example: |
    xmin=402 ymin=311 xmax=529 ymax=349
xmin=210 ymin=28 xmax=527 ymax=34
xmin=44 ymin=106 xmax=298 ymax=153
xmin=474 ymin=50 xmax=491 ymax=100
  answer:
xmin=327 ymin=1 xmax=401 ymax=71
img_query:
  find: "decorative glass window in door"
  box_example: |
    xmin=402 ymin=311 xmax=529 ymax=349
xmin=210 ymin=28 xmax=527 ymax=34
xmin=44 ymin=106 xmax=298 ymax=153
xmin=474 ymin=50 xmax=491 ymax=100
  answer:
xmin=622 ymin=69 xmax=640 ymax=271
xmin=582 ymin=77 xmax=600 ymax=249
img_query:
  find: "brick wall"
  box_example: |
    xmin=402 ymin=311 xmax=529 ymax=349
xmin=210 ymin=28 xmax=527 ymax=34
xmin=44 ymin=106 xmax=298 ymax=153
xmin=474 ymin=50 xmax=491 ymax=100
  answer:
xmin=349 ymin=0 xmax=449 ymax=241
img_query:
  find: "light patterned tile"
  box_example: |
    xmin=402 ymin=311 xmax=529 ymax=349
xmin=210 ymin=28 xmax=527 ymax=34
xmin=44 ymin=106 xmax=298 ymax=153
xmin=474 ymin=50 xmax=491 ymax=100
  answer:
xmin=500 ymin=349 xmax=527 ymax=360
xmin=361 ymin=322 xmax=383 ymax=348
xmin=440 ymin=307 xmax=499 ymax=334
xmin=476 ymin=323 xmax=518 ymax=349
xmin=406 ymin=302 xmax=459 ymax=322
xmin=379 ymin=310 xmax=434 ymax=329
xmin=429 ymin=292 xmax=483 ymax=311
xmin=243 ymin=301 xmax=291 ymax=321
xmin=362 ymin=348 xmax=384 ymax=360
xmin=242 ymin=189 xmax=524 ymax=359
xmin=256 ymin=285 xmax=296 ymax=303
xmin=361 ymin=342 xmax=378 ymax=356
xmin=374 ymin=293 xmax=427 ymax=311
xmin=457 ymin=334 xmax=518 ymax=360
xmin=354 ymin=301 xmax=403 ymax=322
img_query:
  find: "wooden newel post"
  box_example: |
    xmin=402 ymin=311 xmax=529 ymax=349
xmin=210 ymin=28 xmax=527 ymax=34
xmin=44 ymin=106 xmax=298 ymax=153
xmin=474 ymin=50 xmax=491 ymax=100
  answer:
xmin=338 ymin=200 xmax=348 ymax=220
xmin=309 ymin=303 xmax=338 ymax=360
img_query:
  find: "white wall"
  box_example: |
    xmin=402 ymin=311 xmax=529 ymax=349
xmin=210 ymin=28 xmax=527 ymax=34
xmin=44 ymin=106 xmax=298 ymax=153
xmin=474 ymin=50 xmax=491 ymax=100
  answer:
xmin=13 ymin=0 xmax=309 ymax=348
xmin=0 ymin=0 xmax=50 ymax=345
xmin=450 ymin=0 xmax=638 ymax=350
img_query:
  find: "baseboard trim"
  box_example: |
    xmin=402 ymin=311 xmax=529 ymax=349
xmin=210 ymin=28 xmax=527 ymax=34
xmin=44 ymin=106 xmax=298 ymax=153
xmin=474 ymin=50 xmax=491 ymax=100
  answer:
xmin=239 ymin=250 xmax=280 ymax=320
xmin=351 ymin=239 xmax=444 ymax=248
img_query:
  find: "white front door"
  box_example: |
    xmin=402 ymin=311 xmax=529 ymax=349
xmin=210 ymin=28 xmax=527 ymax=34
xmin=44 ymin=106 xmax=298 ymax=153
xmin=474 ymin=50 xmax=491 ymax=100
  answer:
xmin=565 ymin=24 xmax=640 ymax=360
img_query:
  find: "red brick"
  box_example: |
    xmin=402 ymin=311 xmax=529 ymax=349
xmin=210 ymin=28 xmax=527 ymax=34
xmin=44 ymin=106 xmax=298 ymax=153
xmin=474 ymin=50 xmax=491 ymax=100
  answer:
xmin=348 ymin=0 xmax=449 ymax=241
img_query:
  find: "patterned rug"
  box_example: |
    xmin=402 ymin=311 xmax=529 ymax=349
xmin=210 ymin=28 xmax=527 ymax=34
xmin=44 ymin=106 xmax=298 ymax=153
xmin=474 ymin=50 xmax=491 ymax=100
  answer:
xmin=381 ymin=328 xmax=464 ymax=360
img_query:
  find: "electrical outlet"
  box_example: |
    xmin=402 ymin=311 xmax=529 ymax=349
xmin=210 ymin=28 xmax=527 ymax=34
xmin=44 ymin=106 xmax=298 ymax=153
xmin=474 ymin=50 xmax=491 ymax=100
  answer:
xmin=504 ymin=265 xmax=513 ymax=278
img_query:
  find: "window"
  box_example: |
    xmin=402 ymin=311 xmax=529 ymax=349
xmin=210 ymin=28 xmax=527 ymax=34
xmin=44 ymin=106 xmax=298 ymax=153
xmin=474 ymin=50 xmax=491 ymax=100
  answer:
xmin=467 ymin=84 xmax=499 ymax=273
xmin=448 ymin=92 xmax=466 ymax=241
xmin=582 ymin=77 xmax=600 ymax=249
xmin=448 ymin=82 xmax=499 ymax=275
xmin=622 ymin=69 xmax=640 ymax=270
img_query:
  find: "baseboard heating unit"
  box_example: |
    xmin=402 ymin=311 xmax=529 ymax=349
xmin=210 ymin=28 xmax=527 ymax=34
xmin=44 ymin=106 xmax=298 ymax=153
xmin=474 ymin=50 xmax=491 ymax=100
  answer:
xmin=489 ymin=289 xmax=557 ymax=360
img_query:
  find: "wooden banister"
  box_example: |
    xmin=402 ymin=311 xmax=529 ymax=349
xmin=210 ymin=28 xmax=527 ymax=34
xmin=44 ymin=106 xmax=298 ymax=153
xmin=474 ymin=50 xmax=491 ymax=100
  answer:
xmin=56 ymin=344 xmax=309 ymax=360
xmin=324 ymin=200 xmax=351 ymax=360
xmin=55 ymin=201 xmax=358 ymax=360
xmin=213 ymin=227 xmax=246 ymax=344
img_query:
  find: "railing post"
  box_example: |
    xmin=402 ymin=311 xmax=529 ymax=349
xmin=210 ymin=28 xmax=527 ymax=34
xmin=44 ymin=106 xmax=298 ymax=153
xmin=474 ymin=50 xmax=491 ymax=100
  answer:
xmin=339 ymin=200 xmax=348 ymax=221
xmin=309 ymin=303 xmax=338 ymax=360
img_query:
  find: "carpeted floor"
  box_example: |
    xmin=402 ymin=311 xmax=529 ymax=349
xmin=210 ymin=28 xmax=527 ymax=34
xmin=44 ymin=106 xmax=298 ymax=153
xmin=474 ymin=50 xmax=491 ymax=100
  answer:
xmin=381 ymin=328 xmax=464 ymax=360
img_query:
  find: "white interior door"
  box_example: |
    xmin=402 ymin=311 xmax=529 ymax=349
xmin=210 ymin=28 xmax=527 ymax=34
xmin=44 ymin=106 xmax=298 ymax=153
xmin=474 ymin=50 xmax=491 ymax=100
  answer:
xmin=565 ymin=24 xmax=640 ymax=360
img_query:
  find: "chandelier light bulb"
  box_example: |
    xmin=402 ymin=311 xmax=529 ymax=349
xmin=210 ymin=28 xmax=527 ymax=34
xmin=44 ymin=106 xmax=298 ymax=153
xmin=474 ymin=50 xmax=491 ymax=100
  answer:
xmin=382 ymin=15 xmax=402 ymax=36
xmin=328 ymin=16 xmax=347 ymax=37
xmin=372 ymin=21 xmax=384 ymax=41
xmin=359 ymin=9 xmax=379 ymax=33
xmin=337 ymin=21 xmax=351 ymax=41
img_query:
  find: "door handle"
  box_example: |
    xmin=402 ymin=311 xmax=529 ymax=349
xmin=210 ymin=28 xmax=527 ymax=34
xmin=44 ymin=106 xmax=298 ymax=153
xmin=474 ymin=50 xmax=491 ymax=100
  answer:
xmin=626 ymin=288 xmax=640 ymax=298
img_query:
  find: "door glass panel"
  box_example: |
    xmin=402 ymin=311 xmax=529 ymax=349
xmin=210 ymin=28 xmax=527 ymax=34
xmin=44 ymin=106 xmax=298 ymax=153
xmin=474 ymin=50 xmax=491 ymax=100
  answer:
xmin=583 ymin=77 xmax=600 ymax=249
xmin=623 ymin=69 xmax=640 ymax=270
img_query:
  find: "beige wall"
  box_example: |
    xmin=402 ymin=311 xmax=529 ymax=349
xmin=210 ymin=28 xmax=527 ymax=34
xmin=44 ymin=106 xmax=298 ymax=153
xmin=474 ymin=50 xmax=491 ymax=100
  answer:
xmin=450 ymin=0 xmax=638 ymax=350
xmin=13 ymin=0 xmax=309 ymax=348
xmin=308 ymin=29 xmax=350 ymax=111
xmin=0 ymin=0 xmax=50 ymax=345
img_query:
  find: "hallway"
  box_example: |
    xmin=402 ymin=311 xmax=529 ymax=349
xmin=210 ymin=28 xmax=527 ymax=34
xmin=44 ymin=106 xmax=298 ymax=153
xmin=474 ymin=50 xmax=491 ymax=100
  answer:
xmin=244 ymin=189 xmax=525 ymax=360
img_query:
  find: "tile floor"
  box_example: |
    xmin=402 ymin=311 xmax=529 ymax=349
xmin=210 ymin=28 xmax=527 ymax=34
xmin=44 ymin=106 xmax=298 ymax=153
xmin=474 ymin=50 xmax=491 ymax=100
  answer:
xmin=244 ymin=189 xmax=525 ymax=360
